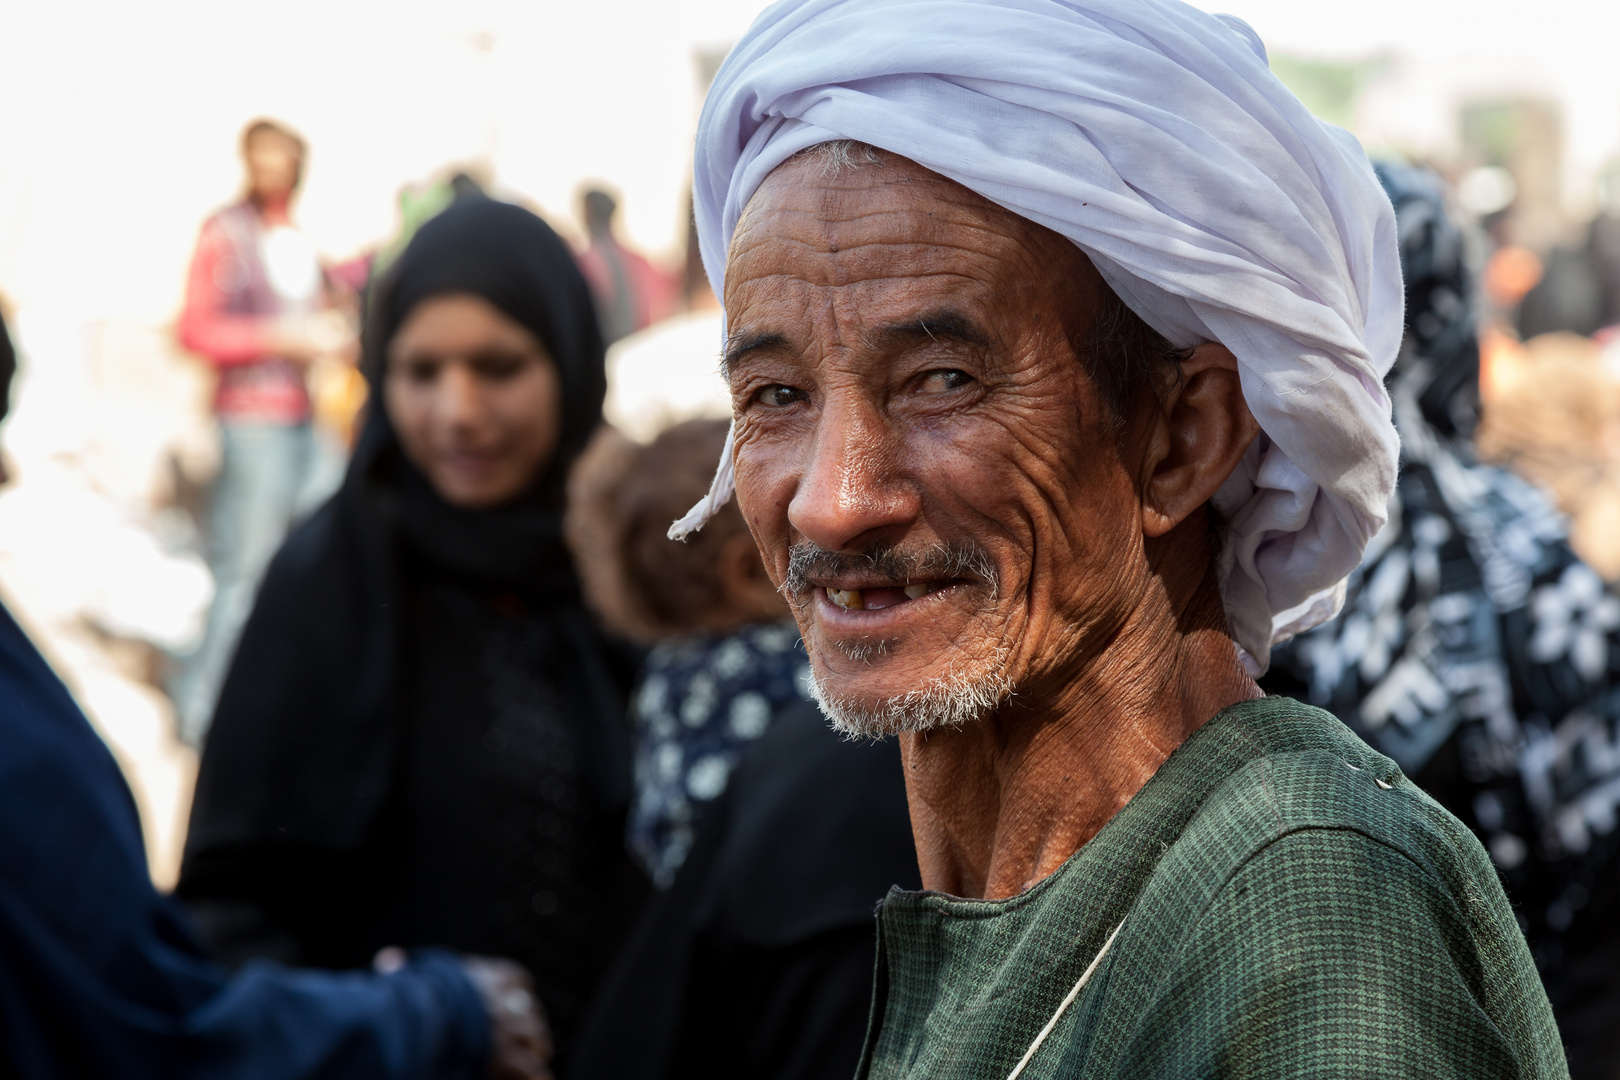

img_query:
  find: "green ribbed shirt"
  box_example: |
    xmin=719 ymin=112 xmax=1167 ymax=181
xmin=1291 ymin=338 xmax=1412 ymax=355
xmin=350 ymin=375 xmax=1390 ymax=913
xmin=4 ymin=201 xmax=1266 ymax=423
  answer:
xmin=857 ymin=696 xmax=1567 ymax=1079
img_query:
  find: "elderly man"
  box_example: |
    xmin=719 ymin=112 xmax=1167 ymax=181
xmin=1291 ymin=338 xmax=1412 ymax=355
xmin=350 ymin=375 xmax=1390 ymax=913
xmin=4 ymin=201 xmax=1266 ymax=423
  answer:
xmin=668 ymin=1 xmax=1567 ymax=1077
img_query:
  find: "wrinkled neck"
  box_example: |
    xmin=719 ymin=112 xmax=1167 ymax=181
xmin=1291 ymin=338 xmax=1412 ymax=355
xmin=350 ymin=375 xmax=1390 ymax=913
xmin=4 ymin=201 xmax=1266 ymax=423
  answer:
xmin=899 ymin=526 xmax=1259 ymax=900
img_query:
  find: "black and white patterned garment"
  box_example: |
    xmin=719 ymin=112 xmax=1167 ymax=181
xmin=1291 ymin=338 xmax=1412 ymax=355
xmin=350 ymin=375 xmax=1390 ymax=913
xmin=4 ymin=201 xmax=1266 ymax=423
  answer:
xmin=1263 ymin=162 xmax=1620 ymax=1077
xmin=626 ymin=619 xmax=813 ymax=888
xmin=1268 ymin=370 xmax=1620 ymax=921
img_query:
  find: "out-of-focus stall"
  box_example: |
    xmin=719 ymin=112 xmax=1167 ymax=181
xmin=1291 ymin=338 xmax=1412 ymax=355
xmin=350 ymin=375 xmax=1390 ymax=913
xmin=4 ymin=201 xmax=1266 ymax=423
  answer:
xmin=1478 ymin=329 xmax=1620 ymax=579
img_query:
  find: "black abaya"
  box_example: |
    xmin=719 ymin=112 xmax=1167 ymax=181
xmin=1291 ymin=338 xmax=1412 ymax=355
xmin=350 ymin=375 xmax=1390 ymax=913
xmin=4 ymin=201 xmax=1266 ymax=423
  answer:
xmin=178 ymin=198 xmax=647 ymax=1061
xmin=569 ymin=699 xmax=921 ymax=1080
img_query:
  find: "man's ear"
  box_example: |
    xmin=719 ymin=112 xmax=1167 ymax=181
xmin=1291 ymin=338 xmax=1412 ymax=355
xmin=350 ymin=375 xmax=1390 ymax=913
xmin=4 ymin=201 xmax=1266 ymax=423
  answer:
xmin=1138 ymin=343 xmax=1258 ymax=538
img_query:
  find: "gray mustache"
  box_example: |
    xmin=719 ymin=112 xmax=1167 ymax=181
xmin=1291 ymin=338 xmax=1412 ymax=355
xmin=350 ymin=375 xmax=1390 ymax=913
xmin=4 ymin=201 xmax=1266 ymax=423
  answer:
xmin=782 ymin=539 xmax=999 ymax=600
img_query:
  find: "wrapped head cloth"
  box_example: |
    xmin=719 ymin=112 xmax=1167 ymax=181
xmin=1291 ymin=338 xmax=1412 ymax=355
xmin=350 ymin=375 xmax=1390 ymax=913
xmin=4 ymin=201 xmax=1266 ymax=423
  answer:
xmin=673 ymin=0 xmax=1404 ymax=675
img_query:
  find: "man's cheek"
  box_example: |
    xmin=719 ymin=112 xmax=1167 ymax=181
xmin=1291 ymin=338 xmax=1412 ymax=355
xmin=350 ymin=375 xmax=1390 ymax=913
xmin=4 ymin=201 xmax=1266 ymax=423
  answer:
xmin=736 ymin=449 xmax=797 ymax=518
xmin=736 ymin=477 xmax=796 ymax=590
xmin=920 ymin=444 xmax=1034 ymax=537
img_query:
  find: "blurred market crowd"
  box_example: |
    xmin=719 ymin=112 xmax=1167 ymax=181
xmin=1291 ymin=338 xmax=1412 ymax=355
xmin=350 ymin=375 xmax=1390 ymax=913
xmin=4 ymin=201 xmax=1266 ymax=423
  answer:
xmin=3 ymin=6 xmax=1620 ymax=1079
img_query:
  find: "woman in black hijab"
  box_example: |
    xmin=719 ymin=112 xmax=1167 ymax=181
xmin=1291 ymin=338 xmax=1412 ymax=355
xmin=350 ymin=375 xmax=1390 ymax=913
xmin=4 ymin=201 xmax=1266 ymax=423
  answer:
xmin=178 ymin=198 xmax=648 ymax=1065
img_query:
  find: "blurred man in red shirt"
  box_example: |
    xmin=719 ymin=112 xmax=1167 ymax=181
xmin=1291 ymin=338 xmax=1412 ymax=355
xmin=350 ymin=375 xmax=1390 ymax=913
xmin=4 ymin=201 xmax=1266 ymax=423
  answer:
xmin=575 ymin=188 xmax=676 ymax=346
xmin=173 ymin=119 xmax=352 ymax=745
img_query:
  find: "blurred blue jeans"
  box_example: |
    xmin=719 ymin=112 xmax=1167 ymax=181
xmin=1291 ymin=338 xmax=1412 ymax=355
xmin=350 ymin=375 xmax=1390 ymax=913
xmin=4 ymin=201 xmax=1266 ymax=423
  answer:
xmin=172 ymin=421 xmax=328 ymax=746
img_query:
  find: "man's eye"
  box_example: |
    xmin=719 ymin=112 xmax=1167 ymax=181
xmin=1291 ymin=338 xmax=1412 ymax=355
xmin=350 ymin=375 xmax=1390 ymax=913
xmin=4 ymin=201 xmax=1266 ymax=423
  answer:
xmin=753 ymin=384 xmax=805 ymax=408
xmin=920 ymin=369 xmax=972 ymax=393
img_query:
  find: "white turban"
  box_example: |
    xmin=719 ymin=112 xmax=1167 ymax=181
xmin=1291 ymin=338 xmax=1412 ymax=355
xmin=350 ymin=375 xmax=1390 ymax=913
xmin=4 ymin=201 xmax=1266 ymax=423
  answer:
xmin=672 ymin=0 xmax=1403 ymax=675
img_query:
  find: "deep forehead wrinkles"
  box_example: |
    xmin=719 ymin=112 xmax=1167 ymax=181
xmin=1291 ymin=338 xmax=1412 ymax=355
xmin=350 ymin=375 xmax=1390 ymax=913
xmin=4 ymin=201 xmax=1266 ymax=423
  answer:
xmin=726 ymin=155 xmax=1063 ymax=312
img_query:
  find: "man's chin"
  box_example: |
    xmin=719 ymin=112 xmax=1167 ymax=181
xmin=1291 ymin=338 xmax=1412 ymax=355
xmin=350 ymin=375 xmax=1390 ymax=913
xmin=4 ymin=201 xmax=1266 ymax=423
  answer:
xmin=804 ymin=647 xmax=1015 ymax=740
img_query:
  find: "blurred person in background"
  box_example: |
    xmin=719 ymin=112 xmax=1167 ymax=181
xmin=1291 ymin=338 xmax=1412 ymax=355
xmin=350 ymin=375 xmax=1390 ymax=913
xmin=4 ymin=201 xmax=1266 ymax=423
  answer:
xmin=564 ymin=417 xmax=919 ymax=1080
xmin=327 ymin=170 xmax=493 ymax=301
xmin=575 ymin=187 xmax=677 ymax=346
xmin=368 ymin=171 xmax=491 ymax=285
xmin=601 ymin=194 xmax=732 ymax=442
xmin=1517 ymin=171 xmax=1620 ymax=342
xmin=177 ymin=198 xmax=647 ymax=1072
xmin=0 ymin=300 xmax=12 ymax=484
xmin=1264 ymin=161 xmax=1620 ymax=1079
xmin=172 ymin=118 xmax=357 ymax=746
xmin=566 ymin=418 xmax=811 ymax=888
xmin=0 ymin=304 xmax=551 ymax=1080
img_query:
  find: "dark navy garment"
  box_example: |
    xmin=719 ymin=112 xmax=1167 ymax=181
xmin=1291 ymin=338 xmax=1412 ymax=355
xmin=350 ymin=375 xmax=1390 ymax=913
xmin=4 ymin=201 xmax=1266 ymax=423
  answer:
xmin=0 ymin=598 xmax=489 ymax=1079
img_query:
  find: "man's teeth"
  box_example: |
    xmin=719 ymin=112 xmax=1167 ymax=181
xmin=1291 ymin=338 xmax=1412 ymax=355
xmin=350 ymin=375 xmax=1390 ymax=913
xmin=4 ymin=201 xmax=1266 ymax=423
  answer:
xmin=826 ymin=583 xmax=945 ymax=609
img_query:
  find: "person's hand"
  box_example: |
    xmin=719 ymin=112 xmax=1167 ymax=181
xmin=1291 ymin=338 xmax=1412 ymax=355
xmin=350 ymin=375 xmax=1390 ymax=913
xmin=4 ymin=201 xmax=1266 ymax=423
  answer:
xmin=265 ymin=311 xmax=357 ymax=366
xmin=460 ymin=955 xmax=555 ymax=1080
xmin=263 ymin=320 xmax=320 ymax=365
xmin=306 ymin=309 xmax=359 ymax=362
xmin=372 ymin=950 xmax=553 ymax=1079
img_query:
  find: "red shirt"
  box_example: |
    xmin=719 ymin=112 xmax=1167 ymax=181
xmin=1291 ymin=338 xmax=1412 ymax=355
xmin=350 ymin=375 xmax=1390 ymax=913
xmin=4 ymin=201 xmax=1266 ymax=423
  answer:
xmin=576 ymin=237 xmax=679 ymax=337
xmin=178 ymin=205 xmax=311 ymax=423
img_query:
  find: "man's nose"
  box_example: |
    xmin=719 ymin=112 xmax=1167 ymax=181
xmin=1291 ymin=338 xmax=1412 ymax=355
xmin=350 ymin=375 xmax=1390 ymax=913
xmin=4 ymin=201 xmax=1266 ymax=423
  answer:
xmin=787 ymin=395 xmax=918 ymax=551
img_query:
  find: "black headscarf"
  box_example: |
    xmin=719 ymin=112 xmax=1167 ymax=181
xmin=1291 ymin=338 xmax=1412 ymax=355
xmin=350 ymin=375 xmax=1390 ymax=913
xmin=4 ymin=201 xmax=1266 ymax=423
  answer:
xmin=356 ymin=196 xmax=607 ymax=596
xmin=0 ymin=304 xmax=15 ymax=426
xmin=183 ymin=198 xmax=614 ymax=857
xmin=1375 ymin=161 xmax=1481 ymax=440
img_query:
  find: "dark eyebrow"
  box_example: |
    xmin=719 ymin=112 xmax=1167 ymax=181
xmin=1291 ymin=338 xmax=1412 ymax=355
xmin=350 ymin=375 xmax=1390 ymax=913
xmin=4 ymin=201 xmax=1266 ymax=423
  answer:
xmin=868 ymin=310 xmax=990 ymax=352
xmin=722 ymin=330 xmax=789 ymax=376
xmin=719 ymin=311 xmax=988 ymax=376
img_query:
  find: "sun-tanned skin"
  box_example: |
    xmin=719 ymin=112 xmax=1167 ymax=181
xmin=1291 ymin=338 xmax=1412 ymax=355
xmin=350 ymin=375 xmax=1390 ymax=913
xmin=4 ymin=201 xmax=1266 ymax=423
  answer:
xmin=723 ymin=152 xmax=1264 ymax=900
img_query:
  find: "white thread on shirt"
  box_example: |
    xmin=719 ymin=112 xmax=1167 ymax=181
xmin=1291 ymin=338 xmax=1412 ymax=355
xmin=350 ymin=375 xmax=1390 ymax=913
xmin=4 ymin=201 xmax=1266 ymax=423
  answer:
xmin=1005 ymin=918 xmax=1127 ymax=1080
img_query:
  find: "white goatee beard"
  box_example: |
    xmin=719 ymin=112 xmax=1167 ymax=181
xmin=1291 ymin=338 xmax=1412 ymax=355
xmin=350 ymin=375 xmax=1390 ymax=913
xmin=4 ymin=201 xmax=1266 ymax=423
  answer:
xmin=806 ymin=643 xmax=1015 ymax=739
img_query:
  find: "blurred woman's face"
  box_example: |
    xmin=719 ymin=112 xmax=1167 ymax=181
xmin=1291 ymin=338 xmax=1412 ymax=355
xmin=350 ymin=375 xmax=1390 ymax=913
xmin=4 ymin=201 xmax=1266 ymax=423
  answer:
xmin=385 ymin=292 xmax=563 ymax=509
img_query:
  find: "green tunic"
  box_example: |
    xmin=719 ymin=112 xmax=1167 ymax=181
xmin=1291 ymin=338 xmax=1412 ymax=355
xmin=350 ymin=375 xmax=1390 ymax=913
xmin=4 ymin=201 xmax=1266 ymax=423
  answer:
xmin=857 ymin=696 xmax=1568 ymax=1079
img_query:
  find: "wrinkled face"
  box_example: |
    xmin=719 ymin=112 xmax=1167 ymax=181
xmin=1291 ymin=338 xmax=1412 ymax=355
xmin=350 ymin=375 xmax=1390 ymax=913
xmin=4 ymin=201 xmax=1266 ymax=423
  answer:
xmin=244 ymin=130 xmax=302 ymax=203
xmin=386 ymin=292 xmax=562 ymax=509
xmin=724 ymin=153 xmax=1155 ymax=735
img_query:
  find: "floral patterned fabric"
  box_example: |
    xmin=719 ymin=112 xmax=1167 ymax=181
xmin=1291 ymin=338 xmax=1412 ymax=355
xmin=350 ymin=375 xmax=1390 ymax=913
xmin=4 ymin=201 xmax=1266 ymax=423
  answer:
xmin=626 ymin=620 xmax=813 ymax=887
xmin=1267 ymin=373 xmax=1620 ymax=943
